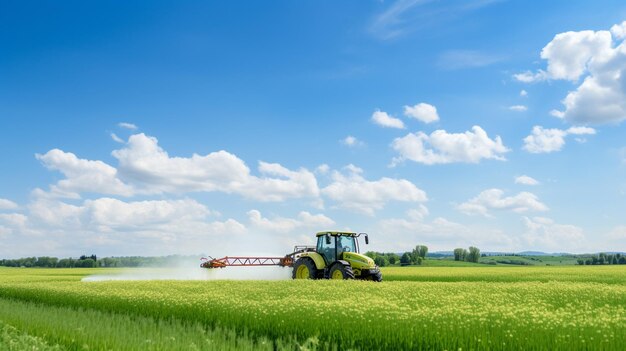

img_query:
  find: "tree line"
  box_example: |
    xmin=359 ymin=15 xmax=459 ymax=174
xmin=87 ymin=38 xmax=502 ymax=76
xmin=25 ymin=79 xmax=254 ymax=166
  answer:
xmin=365 ymin=245 xmax=430 ymax=266
xmin=0 ymin=255 xmax=196 ymax=268
xmin=576 ymin=253 xmax=626 ymax=265
xmin=453 ymin=247 xmax=481 ymax=263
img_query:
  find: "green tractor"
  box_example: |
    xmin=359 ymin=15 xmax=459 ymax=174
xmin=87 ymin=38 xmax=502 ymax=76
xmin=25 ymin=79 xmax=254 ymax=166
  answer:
xmin=292 ymin=231 xmax=382 ymax=282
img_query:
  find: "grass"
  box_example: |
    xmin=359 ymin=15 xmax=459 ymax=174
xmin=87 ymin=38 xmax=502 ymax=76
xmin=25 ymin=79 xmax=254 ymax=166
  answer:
xmin=0 ymin=297 xmax=310 ymax=351
xmin=1 ymin=266 xmax=626 ymax=350
xmin=0 ymin=320 xmax=62 ymax=351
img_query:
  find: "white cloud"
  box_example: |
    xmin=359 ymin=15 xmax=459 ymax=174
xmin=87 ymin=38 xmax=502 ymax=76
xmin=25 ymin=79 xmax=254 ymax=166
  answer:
xmin=0 ymin=197 xmax=247 ymax=258
xmin=403 ymin=103 xmax=439 ymax=123
xmin=0 ymin=199 xmax=19 ymax=210
xmin=522 ymin=126 xmax=567 ymax=154
xmin=611 ymin=21 xmax=626 ymax=40
xmin=566 ymin=126 xmax=596 ymax=135
xmin=513 ymin=70 xmax=547 ymax=83
xmin=322 ymin=165 xmax=427 ymax=215
xmin=522 ymin=125 xmax=596 ymax=153
xmin=509 ymin=105 xmax=527 ymax=112
xmin=515 ymin=175 xmax=540 ymax=186
xmin=247 ymin=210 xmax=334 ymax=233
xmin=457 ymin=188 xmax=549 ymax=217
xmin=520 ymin=90 xmax=528 ymax=97
xmin=391 ymin=126 xmax=509 ymax=165
xmin=111 ymin=133 xmax=320 ymax=202
xmin=36 ymin=149 xmax=134 ymax=198
xmin=517 ymin=23 xmax=626 ymax=124
xmin=315 ymin=164 xmax=330 ymax=175
xmin=341 ymin=135 xmax=364 ymax=147
xmin=549 ymin=109 xmax=565 ymax=118
xmin=110 ymin=133 xmax=124 ymax=143
xmin=371 ymin=110 xmax=405 ymax=129
xmin=521 ymin=216 xmax=585 ymax=252
xmin=118 ymin=122 xmax=138 ymax=130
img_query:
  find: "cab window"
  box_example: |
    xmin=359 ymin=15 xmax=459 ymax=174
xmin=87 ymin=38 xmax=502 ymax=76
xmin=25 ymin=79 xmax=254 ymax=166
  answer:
xmin=317 ymin=235 xmax=336 ymax=263
xmin=338 ymin=236 xmax=356 ymax=256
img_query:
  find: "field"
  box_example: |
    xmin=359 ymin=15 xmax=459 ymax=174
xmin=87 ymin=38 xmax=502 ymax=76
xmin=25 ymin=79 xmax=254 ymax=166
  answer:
xmin=1 ymin=266 xmax=625 ymax=350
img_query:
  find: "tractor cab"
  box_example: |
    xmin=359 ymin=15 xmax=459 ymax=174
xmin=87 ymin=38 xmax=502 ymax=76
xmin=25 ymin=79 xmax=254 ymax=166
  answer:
xmin=315 ymin=231 xmax=368 ymax=264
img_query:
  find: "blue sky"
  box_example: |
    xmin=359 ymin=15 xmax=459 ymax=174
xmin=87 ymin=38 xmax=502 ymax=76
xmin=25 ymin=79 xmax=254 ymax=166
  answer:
xmin=2 ymin=0 xmax=626 ymax=258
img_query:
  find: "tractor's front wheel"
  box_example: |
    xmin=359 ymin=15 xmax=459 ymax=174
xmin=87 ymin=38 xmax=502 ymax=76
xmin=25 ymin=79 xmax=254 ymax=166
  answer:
xmin=329 ymin=263 xmax=355 ymax=280
xmin=292 ymin=258 xmax=318 ymax=279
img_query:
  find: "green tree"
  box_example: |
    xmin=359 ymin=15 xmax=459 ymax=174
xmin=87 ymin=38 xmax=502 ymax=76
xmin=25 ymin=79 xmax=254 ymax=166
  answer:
xmin=374 ymin=256 xmax=388 ymax=267
xmin=388 ymin=253 xmax=399 ymax=265
xmin=453 ymin=248 xmax=465 ymax=261
xmin=400 ymin=252 xmax=412 ymax=266
xmin=414 ymin=245 xmax=428 ymax=259
xmin=466 ymin=247 xmax=481 ymax=263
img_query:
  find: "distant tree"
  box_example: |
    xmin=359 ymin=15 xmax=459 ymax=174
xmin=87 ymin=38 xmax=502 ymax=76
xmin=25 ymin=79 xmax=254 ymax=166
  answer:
xmin=453 ymin=248 xmax=465 ymax=261
xmin=619 ymin=256 xmax=626 ymax=265
xmin=576 ymin=259 xmax=585 ymax=265
xmin=76 ymin=258 xmax=96 ymax=268
xmin=585 ymin=259 xmax=592 ymax=265
xmin=374 ymin=256 xmax=388 ymax=267
xmin=415 ymin=245 xmax=428 ymax=259
xmin=466 ymin=247 xmax=481 ymax=263
xmin=592 ymin=256 xmax=599 ymax=265
xmin=400 ymin=252 xmax=412 ymax=266
xmin=612 ymin=256 xmax=618 ymax=265
xmin=388 ymin=254 xmax=399 ymax=265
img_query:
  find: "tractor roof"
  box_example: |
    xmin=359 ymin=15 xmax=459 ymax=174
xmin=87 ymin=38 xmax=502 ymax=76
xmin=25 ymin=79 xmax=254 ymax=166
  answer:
xmin=315 ymin=231 xmax=358 ymax=237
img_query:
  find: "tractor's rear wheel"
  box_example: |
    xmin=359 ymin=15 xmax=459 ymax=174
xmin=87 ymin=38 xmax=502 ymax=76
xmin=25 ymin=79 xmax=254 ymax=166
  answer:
xmin=292 ymin=258 xmax=318 ymax=279
xmin=329 ymin=263 xmax=355 ymax=280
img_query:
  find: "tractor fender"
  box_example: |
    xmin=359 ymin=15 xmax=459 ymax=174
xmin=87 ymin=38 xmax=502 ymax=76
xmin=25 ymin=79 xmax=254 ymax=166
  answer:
xmin=299 ymin=252 xmax=326 ymax=270
xmin=330 ymin=260 xmax=351 ymax=270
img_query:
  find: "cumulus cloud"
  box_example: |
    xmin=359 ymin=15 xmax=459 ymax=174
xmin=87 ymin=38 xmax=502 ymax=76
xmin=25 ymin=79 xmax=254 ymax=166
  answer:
xmin=0 ymin=199 xmax=19 ymax=210
xmin=118 ymin=122 xmax=138 ymax=130
xmin=521 ymin=216 xmax=585 ymax=252
xmin=391 ymin=126 xmax=509 ymax=165
xmin=247 ymin=209 xmax=334 ymax=233
xmin=522 ymin=125 xmax=596 ymax=153
xmin=515 ymin=175 xmax=540 ymax=186
xmin=322 ymin=165 xmax=427 ymax=215
xmin=371 ymin=110 xmax=405 ymax=129
xmin=516 ymin=22 xmax=626 ymax=124
xmin=36 ymin=149 xmax=134 ymax=198
xmin=341 ymin=135 xmax=364 ymax=147
xmin=0 ymin=196 xmax=247 ymax=258
xmin=509 ymin=105 xmax=527 ymax=112
xmin=457 ymin=188 xmax=549 ymax=217
xmin=403 ymin=103 xmax=439 ymax=123
xmin=111 ymin=133 xmax=320 ymax=202
xmin=520 ymin=89 xmax=528 ymax=97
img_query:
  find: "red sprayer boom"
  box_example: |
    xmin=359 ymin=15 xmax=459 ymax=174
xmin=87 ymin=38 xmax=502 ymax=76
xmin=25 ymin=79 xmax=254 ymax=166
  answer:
xmin=201 ymin=246 xmax=315 ymax=269
xmin=200 ymin=256 xmax=292 ymax=268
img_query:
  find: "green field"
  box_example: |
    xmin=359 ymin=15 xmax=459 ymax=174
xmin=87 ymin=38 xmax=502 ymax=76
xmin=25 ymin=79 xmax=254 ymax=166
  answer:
xmin=1 ymin=266 xmax=625 ymax=350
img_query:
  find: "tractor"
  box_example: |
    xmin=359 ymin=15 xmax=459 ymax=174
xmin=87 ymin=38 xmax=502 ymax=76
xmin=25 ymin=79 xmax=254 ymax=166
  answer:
xmin=292 ymin=231 xmax=382 ymax=281
xmin=201 ymin=231 xmax=382 ymax=282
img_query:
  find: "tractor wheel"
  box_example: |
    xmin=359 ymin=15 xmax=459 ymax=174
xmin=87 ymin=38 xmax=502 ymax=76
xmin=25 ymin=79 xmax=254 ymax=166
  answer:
xmin=292 ymin=258 xmax=318 ymax=279
xmin=329 ymin=263 xmax=355 ymax=280
xmin=371 ymin=270 xmax=383 ymax=282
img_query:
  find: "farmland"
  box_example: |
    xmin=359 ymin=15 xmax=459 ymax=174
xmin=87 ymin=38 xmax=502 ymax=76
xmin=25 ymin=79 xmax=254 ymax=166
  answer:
xmin=1 ymin=266 xmax=625 ymax=350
